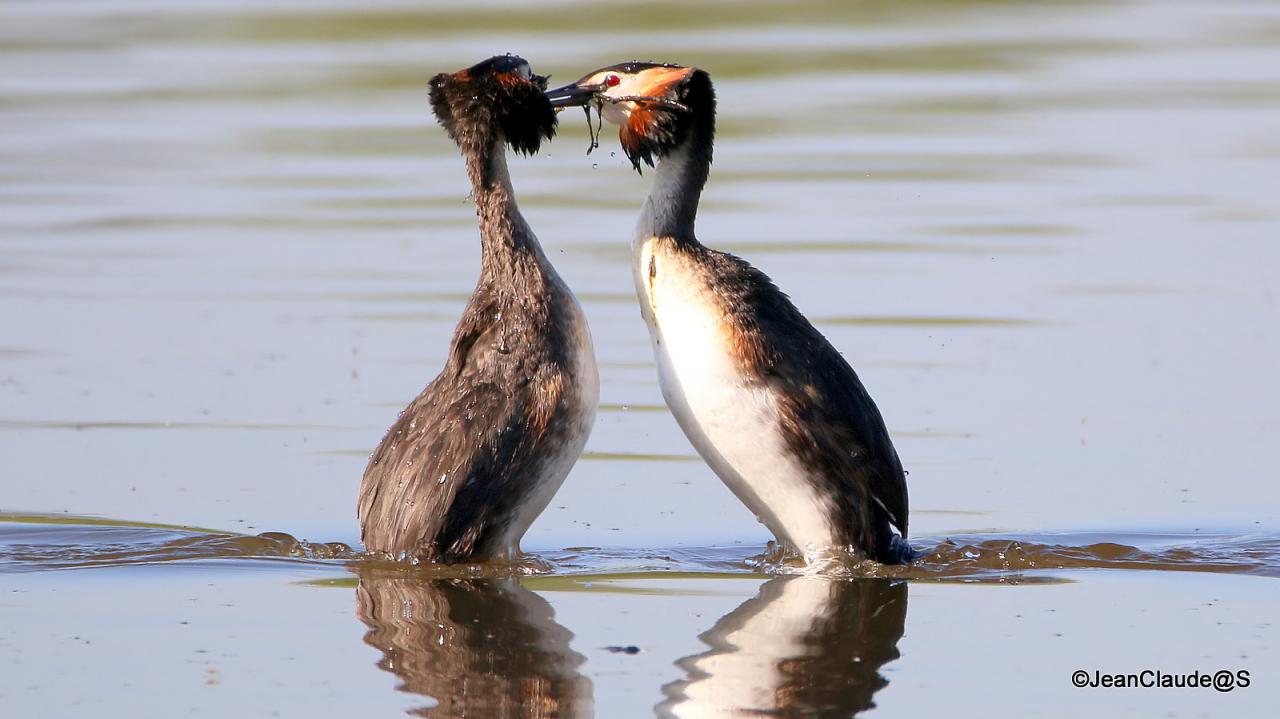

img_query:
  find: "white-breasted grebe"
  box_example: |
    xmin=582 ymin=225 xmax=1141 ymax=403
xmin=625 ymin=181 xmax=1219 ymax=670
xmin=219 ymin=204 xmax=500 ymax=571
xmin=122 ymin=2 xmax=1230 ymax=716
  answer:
xmin=359 ymin=55 xmax=598 ymax=562
xmin=547 ymin=63 xmax=911 ymax=564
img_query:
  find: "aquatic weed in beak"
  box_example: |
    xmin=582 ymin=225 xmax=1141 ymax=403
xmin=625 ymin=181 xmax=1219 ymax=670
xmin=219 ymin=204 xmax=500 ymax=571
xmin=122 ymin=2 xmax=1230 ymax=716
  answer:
xmin=584 ymin=101 xmax=604 ymax=154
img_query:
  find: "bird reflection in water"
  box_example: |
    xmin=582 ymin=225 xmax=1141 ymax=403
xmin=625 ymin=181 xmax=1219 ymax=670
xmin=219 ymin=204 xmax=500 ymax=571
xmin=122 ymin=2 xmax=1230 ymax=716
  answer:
xmin=355 ymin=567 xmax=592 ymax=718
xmin=659 ymin=576 xmax=908 ymax=718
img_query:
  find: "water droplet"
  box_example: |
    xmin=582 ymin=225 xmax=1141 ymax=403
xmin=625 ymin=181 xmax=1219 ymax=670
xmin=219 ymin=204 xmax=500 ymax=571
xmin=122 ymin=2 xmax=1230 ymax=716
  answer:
xmin=591 ymin=163 xmax=598 ymax=170
xmin=438 ymin=474 xmax=448 ymax=484
xmin=409 ymin=420 xmax=416 ymax=430
xmin=621 ymin=404 xmax=630 ymax=411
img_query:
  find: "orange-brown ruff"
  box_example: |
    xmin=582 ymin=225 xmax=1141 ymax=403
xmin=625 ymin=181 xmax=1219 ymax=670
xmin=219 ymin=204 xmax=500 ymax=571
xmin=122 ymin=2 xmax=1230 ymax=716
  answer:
xmin=618 ymin=66 xmax=693 ymax=163
xmin=359 ymin=56 xmax=598 ymax=563
xmin=548 ymin=62 xmax=910 ymax=564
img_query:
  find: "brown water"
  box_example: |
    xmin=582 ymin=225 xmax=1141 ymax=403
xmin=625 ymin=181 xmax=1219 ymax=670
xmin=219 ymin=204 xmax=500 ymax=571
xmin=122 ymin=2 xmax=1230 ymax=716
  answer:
xmin=2 ymin=0 xmax=1279 ymax=716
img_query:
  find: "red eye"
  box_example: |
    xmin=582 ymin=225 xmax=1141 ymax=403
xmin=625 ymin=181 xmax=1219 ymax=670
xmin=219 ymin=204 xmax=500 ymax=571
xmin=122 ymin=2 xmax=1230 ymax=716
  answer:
xmin=605 ymin=74 xmax=620 ymax=87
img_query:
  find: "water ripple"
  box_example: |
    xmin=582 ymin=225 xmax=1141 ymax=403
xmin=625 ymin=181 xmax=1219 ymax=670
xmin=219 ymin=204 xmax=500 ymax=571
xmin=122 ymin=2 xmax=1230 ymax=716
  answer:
xmin=3 ymin=515 xmax=1276 ymax=582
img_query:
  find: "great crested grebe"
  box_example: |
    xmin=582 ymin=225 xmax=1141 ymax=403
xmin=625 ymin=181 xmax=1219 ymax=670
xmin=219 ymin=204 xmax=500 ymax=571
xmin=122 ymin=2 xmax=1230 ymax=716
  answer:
xmin=359 ymin=55 xmax=598 ymax=563
xmin=547 ymin=63 xmax=912 ymax=564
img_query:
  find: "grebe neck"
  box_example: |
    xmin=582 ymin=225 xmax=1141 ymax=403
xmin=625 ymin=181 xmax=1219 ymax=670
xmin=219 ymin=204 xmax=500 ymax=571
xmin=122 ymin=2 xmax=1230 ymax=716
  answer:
xmin=637 ymin=140 xmax=709 ymax=243
xmin=636 ymin=82 xmax=715 ymax=243
xmin=465 ymin=134 xmax=537 ymax=276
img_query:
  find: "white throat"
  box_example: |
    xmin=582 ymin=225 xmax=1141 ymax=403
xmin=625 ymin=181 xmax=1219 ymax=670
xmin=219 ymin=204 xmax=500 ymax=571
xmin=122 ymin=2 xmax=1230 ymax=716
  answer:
xmin=635 ymin=143 xmax=696 ymax=241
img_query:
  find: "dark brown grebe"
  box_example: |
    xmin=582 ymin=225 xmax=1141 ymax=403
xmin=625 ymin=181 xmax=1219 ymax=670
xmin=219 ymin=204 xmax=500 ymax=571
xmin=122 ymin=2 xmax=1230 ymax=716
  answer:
xmin=359 ymin=55 xmax=598 ymax=562
xmin=548 ymin=63 xmax=911 ymax=564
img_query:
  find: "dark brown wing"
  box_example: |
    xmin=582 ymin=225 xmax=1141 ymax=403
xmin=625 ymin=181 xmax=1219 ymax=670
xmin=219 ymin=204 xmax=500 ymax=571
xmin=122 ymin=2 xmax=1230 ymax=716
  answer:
xmin=357 ymin=373 xmax=520 ymax=560
xmin=358 ymin=289 xmax=575 ymax=561
xmin=702 ymin=247 xmax=909 ymax=555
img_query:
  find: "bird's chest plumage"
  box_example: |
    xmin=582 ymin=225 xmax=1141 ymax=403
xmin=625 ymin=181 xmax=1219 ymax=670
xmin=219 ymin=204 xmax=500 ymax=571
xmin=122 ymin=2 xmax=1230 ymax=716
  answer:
xmin=633 ymin=237 xmax=836 ymax=556
xmin=494 ymin=279 xmax=599 ymax=552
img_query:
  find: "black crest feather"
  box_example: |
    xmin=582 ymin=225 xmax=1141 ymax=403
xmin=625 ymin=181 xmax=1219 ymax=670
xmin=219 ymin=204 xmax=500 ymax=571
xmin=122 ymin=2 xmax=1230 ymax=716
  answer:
xmin=428 ymin=55 xmax=557 ymax=158
xmin=619 ymin=67 xmax=715 ymax=174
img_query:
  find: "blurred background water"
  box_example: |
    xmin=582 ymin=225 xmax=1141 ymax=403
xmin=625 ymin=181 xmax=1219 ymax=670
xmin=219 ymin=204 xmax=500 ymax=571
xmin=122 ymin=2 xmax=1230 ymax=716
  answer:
xmin=2 ymin=0 xmax=1278 ymax=716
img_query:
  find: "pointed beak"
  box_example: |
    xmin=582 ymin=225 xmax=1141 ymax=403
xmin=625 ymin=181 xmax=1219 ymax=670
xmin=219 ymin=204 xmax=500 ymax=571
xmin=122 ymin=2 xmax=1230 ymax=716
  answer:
xmin=545 ymin=81 xmax=596 ymax=109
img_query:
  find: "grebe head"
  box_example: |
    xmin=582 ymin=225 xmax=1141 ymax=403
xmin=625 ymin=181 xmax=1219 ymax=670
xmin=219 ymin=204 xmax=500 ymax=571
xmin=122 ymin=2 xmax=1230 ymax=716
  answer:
xmin=428 ymin=54 xmax=556 ymax=156
xmin=546 ymin=61 xmax=715 ymax=171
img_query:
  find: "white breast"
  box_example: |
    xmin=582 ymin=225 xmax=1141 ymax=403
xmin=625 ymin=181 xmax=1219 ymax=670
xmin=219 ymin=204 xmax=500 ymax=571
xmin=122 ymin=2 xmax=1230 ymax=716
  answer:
xmin=633 ymin=237 xmax=835 ymax=559
xmin=498 ymin=285 xmax=599 ymax=557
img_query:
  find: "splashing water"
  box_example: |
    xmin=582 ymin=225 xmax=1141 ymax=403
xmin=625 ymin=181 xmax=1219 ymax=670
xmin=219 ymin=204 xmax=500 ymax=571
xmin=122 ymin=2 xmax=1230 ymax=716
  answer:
xmin=2 ymin=514 xmax=1277 ymax=581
